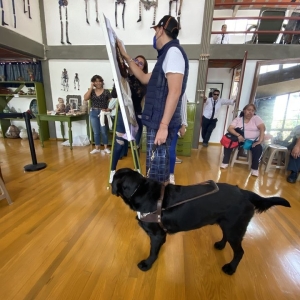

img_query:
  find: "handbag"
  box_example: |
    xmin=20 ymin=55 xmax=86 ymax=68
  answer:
xmin=243 ymin=139 xmax=254 ymax=150
xmin=220 ymin=133 xmax=239 ymax=149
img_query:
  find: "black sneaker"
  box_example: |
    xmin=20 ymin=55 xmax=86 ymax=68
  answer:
xmin=287 ymin=171 xmax=298 ymax=183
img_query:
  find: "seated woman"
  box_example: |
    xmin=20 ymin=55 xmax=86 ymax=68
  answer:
xmin=221 ymin=104 xmax=265 ymax=176
xmin=109 ymin=55 xmax=148 ymax=183
xmin=286 ymin=126 xmax=300 ymax=183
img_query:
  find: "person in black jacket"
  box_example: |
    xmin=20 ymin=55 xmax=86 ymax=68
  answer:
xmin=109 ymin=55 xmax=148 ymax=183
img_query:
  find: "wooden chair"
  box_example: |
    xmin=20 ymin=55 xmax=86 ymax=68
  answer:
xmin=0 ymin=178 xmax=13 ymax=205
xmin=261 ymin=144 xmax=289 ymax=172
xmin=230 ymin=147 xmax=252 ymax=169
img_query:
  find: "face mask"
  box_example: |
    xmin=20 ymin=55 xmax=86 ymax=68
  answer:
xmin=152 ymin=35 xmax=157 ymax=49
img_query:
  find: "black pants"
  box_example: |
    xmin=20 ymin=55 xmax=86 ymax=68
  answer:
xmin=201 ymin=116 xmax=218 ymax=144
xmin=287 ymin=155 xmax=300 ymax=172
xmin=222 ymin=144 xmax=263 ymax=170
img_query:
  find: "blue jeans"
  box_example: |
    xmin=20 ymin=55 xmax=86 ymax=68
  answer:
xmin=111 ymin=110 xmax=142 ymax=170
xmin=90 ymin=109 xmax=108 ymax=146
xmin=170 ymin=125 xmax=181 ymax=173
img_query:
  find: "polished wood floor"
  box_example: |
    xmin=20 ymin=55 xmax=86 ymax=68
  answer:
xmin=0 ymin=139 xmax=299 ymax=300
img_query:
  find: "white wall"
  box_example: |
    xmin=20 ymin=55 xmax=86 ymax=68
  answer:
xmin=44 ymin=0 xmax=204 ymax=45
xmin=47 ymin=59 xmax=199 ymax=138
xmin=1 ymin=0 xmax=42 ymax=43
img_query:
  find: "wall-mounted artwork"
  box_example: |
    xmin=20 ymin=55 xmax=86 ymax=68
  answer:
xmin=206 ymin=82 xmax=223 ymax=98
xmin=58 ymin=0 xmax=71 ymax=44
xmin=137 ymin=0 xmax=158 ymax=26
xmin=85 ymin=0 xmax=99 ymax=24
xmin=61 ymin=68 xmax=69 ymax=91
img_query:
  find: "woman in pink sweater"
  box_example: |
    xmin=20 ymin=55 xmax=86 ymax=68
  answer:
xmin=221 ymin=104 xmax=266 ymax=176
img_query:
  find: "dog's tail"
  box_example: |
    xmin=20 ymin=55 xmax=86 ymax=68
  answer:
xmin=244 ymin=190 xmax=291 ymax=213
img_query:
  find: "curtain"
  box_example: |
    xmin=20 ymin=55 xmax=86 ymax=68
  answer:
xmin=1 ymin=62 xmax=43 ymax=82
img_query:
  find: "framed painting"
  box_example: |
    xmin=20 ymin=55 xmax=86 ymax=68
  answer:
xmin=205 ymin=83 xmax=223 ymax=98
xmin=66 ymin=95 xmax=82 ymax=110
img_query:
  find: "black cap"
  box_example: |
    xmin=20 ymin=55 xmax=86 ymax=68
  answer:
xmin=151 ymin=15 xmax=179 ymax=38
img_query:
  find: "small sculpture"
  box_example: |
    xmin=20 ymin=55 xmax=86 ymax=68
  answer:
xmin=32 ymin=128 xmax=39 ymax=140
xmin=0 ymin=75 xmax=6 ymax=82
xmin=56 ymin=97 xmax=66 ymax=113
xmin=5 ymin=125 xmax=20 ymax=139
xmin=19 ymin=128 xmax=28 ymax=139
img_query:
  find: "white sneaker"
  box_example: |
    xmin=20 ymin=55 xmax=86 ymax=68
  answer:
xmin=90 ymin=149 xmax=101 ymax=154
xmin=102 ymin=148 xmax=111 ymax=154
xmin=109 ymin=170 xmax=116 ymax=183
xmin=220 ymin=163 xmax=228 ymax=169
xmin=169 ymin=174 xmax=175 ymax=184
xmin=251 ymin=169 xmax=259 ymax=177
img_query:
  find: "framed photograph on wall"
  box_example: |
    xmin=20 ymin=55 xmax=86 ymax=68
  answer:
xmin=66 ymin=95 xmax=82 ymax=110
xmin=205 ymin=83 xmax=223 ymax=98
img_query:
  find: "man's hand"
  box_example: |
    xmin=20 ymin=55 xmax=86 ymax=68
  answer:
xmin=154 ymin=125 xmax=168 ymax=145
xmin=291 ymin=144 xmax=300 ymax=159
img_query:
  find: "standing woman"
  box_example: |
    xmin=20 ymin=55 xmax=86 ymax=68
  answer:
xmin=221 ymin=104 xmax=265 ymax=176
xmin=84 ymin=75 xmax=112 ymax=154
xmin=109 ymin=55 xmax=148 ymax=182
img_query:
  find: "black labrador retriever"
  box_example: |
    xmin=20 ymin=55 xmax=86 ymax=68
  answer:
xmin=111 ymin=168 xmax=291 ymax=275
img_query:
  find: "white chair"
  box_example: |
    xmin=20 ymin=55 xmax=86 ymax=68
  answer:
xmin=261 ymin=144 xmax=289 ymax=172
xmin=230 ymin=147 xmax=252 ymax=169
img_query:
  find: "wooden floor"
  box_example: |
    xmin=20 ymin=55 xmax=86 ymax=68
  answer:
xmin=0 ymin=138 xmax=300 ymax=300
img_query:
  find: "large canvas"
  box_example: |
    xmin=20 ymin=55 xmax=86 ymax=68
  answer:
xmin=100 ymin=13 xmax=138 ymax=141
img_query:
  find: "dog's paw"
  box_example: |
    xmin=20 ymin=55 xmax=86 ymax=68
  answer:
xmin=137 ymin=260 xmax=152 ymax=271
xmin=222 ymin=263 xmax=236 ymax=275
xmin=214 ymin=241 xmax=226 ymax=250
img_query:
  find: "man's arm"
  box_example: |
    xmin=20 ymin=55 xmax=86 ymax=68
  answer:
xmin=154 ymin=73 xmax=184 ymax=145
xmin=221 ymin=99 xmax=236 ymax=105
xmin=117 ymin=39 xmax=151 ymax=85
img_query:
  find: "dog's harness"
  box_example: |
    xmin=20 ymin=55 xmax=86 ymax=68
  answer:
xmin=137 ymin=145 xmax=219 ymax=232
xmin=136 ymin=181 xmax=219 ymax=232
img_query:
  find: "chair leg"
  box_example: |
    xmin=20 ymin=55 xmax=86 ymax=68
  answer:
xmin=0 ymin=178 xmax=13 ymax=205
xmin=265 ymin=150 xmax=276 ymax=172
xmin=230 ymin=148 xmax=238 ymax=167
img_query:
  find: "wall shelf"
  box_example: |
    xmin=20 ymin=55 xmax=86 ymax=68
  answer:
xmin=0 ymin=81 xmax=49 ymax=139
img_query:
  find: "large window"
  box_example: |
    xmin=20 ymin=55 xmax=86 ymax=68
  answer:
xmin=256 ymin=91 xmax=300 ymax=141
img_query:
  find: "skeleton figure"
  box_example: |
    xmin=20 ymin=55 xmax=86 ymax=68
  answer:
xmin=115 ymin=0 xmax=126 ymax=28
xmin=169 ymin=0 xmax=183 ymax=29
xmin=59 ymin=0 xmax=71 ymax=45
xmin=61 ymin=68 xmax=69 ymax=91
xmin=74 ymin=73 xmax=80 ymax=90
xmin=84 ymin=0 xmax=99 ymax=24
xmin=0 ymin=0 xmax=8 ymax=26
xmin=137 ymin=0 xmax=158 ymax=26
